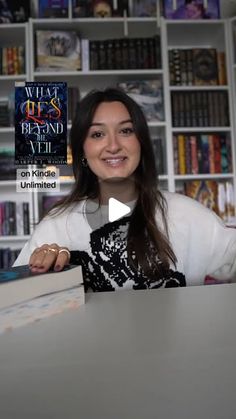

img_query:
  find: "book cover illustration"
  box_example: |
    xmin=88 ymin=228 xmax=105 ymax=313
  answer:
xmin=0 ymin=0 xmax=30 ymax=23
xmin=163 ymin=0 xmax=220 ymax=19
xmin=118 ymin=80 xmax=164 ymax=122
xmin=36 ymin=30 xmax=81 ymax=71
xmin=193 ymin=49 xmax=218 ymax=85
xmin=38 ymin=0 xmax=69 ymax=18
xmin=184 ymin=180 xmax=219 ymax=214
xmin=15 ymin=81 xmax=67 ymax=165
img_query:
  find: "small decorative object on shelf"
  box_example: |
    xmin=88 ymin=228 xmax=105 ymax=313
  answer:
xmin=0 ymin=0 xmax=30 ymax=23
xmin=163 ymin=0 xmax=220 ymax=20
xmin=38 ymin=0 xmax=69 ymax=18
xmin=92 ymin=0 xmax=112 ymax=17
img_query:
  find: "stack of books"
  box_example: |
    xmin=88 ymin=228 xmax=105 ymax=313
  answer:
xmin=0 ymin=264 xmax=84 ymax=334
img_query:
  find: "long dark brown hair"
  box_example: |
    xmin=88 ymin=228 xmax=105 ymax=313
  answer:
xmin=47 ymin=87 xmax=177 ymax=278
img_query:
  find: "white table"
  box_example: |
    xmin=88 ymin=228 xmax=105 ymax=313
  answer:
xmin=1 ymin=284 xmax=236 ymax=419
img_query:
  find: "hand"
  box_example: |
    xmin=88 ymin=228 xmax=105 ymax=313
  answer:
xmin=29 ymin=243 xmax=70 ymax=273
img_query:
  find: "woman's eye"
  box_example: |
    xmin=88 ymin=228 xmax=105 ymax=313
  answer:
xmin=120 ymin=127 xmax=134 ymax=135
xmin=90 ymin=131 xmax=104 ymax=139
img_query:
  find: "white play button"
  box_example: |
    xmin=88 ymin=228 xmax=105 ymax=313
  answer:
xmin=108 ymin=198 xmax=131 ymax=222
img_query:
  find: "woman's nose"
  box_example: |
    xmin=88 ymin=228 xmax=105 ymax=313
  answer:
xmin=106 ymin=132 xmax=121 ymax=153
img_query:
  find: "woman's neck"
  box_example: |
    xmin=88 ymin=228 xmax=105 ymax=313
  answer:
xmin=98 ymin=177 xmax=138 ymax=205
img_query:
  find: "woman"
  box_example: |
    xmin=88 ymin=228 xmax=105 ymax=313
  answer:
xmin=13 ymin=87 xmax=236 ymax=290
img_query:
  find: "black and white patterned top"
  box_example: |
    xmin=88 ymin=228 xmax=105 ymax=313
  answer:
xmin=70 ymin=215 xmax=186 ymax=292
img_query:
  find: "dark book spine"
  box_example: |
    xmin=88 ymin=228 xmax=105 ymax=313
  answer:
xmin=106 ymin=39 xmax=114 ymax=70
xmin=201 ymin=134 xmax=210 ymax=173
xmin=141 ymin=38 xmax=149 ymax=70
xmin=114 ymin=39 xmax=123 ymax=69
xmin=128 ymin=39 xmax=136 ymax=69
xmin=172 ymin=49 xmax=181 ymax=85
xmin=171 ymin=93 xmax=179 ymax=127
xmin=186 ymin=49 xmax=193 ymax=85
xmin=98 ymin=40 xmax=107 ymax=70
xmin=185 ymin=135 xmax=192 ymax=174
xmin=121 ymin=38 xmax=129 ymax=69
xmin=220 ymin=135 xmax=231 ymax=173
xmin=135 ymin=38 xmax=143 ymax=69
xmin=23 ymin=202 xmax=30 ymax=235
xmin=180 ymin=49 xmax=188 ymax=85
xmin=89 ymin=41 xmax=99 ymax=70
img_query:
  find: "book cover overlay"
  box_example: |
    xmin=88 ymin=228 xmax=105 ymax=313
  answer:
xmin=15 ymin=81 xmax=67 ymax=165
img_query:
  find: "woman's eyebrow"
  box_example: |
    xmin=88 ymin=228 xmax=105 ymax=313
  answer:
xmin=90 ymin=119 xmax=133 ymax=127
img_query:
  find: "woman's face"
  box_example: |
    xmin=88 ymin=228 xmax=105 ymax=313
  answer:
xmin=83 ymin=101 xmax=141 ymax=181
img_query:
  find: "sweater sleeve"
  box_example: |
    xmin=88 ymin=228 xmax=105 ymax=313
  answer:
xmin=165 ymin=192 xmax=236 ymax=285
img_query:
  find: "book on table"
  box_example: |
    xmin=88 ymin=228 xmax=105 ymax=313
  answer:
xmin=0 ymin=264 xmax=84 ymax=334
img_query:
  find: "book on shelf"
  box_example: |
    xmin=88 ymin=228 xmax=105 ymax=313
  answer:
xmin=72 ymin=0 xmax=92 ymax=17
xmin=0 ymin=94 xmax=14 ymax=127
xmin=0 ymin=148 xmax=16 ymax=180
xmin=15 ymin=81 xmax=67 ymax=165
xmin=169 ymin=48 xmax=226 ymax=86
xmin=0 ymin=0 xmax=30 ymax=23
xmin=118 ymin=79 xmax=164 ymax=122
xmin=41 ymin=193 xmax=68 ymax=216
xmin=0 ymin=264 xmax=84 ymax=334
xmin=0 ymin=248 xmax=21 ymax=269
xmin=0 ymin=201 xmax=30 ymax=236
xmin=183 ymin=180 xmax=235 ymax=222
xmin=132 ymin=0 xmax=156 ymax=17
xmin=72 ymin=0 xmax=129 ymax=17
xmin=0 ymin=46 xmax=25 ymax=75
xmin=171 ymin=91 xmax=229 ymax=127
xmin=173 ymin=133 xmax=232 ymax=175
xmin=38 ymin=0 xmax=69 ymax=18
xmin=35 ymin=30 xmax=81 ymax=71
xmin=162 ymin=0 xmax=220 ymax=19
xmin=152 ymin=138 xmax=165 ymax=175
xmin=68 ymin=86 xmax=80 ymax=122
xmin=89 ymin=36 xmax=161 ymax=70
xmin=193 ymin=49 xmax=218 ymax=86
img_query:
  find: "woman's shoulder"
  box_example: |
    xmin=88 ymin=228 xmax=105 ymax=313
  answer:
xmin=162 ymin=190 xmax=224 ymax=226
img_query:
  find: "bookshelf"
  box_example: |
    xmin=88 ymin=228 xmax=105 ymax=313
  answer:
xmin=1 ymin=12 xmax=236 ymax=266
xmin=162 ymin=18 xmax=236 ymax=223
xmin=28 ymin=16 xmax=168 ymax=223
xmin=0 ymin=22 xmax=34 ymax=266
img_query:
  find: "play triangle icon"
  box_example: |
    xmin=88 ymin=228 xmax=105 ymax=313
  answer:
xmin=108 ymin=198 xmax=131 ymax=222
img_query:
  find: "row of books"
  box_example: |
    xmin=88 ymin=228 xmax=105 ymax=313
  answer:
xmin=35 ymin=30 xmax=161 ymax=72
xmin=89 ymin=36 xmax=161 ymax=71
xmin=182 ymin=180 xmax=234 ymax=222
xmin=169 ymin=48 xmax=227 ymax=86
xmin=0 ymin=248 xmax=20 ymax=269
xmin=171 ymin=91 xmax=229 ymax=128
xmin=173 ymin=134 xmax=232 ymax=175
xmin=0 ymin=201 xmax=30 ymax=236
xmin=0 ymin=46 xmax=25 ymax=76
xmin=0 ymin=93 xmax=14 ymax=127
